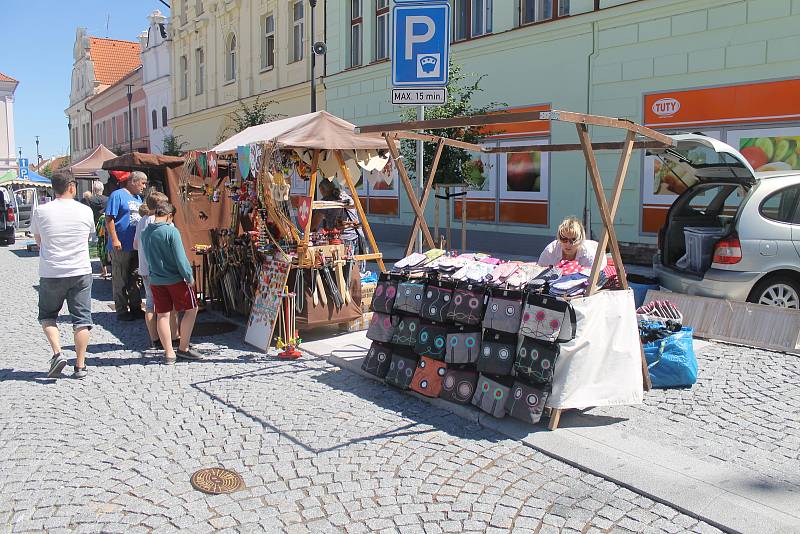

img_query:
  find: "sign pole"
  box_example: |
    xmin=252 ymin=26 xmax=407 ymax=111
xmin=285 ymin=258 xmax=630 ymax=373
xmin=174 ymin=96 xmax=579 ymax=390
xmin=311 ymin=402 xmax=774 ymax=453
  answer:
xmin=416 ymin=104 xmax=425 ymax=253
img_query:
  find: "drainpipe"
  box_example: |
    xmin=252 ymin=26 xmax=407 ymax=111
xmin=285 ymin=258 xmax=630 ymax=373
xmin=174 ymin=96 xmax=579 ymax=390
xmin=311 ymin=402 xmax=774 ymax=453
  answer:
xmin=583 ymin=20 xmax=599 ymax=238
xmin=85 ymin=102 xmax=94 ymax=148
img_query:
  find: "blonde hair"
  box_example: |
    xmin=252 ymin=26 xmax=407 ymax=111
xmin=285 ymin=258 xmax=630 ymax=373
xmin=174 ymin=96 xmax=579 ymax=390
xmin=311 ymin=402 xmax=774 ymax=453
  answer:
xmin=139 ymin=190 xmax=168 ymax=216
xmin=558 ymin=216 xmax=586 ymax=243
xmin=82 ymin=191 xmax=92 ymax=200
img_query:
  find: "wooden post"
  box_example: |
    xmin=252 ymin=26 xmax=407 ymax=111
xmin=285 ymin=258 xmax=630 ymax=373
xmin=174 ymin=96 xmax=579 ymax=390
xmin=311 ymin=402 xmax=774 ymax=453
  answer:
xmin=548 ymin=409 xmax=562 ymax=431
xmin=384 ymin=134 xmax=436 ymax=249
xmin=434 ymin=185 xmax=440 ymax=245
xmin=334 ymin=150 xmax=386 ymax=272
xmin=301 ymin=149 xmax=321 ymax=249
xmin=405 ymin=138 xmax=445 ymax=256
xmin=461 ymin=185 xmax=467 ymax=254
xmin=586 ymin=130 xmax=635 ymax=296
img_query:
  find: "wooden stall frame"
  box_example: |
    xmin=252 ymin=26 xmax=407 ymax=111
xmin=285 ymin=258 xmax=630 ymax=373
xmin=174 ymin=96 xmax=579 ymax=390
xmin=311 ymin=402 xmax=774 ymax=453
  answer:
xmin=359 ymin=109 xmax=671 ymax=429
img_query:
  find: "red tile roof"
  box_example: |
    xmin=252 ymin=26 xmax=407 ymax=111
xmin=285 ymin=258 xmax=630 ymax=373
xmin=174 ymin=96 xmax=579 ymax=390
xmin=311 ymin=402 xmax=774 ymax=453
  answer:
xmin=0 ymin=71 xmax=17 ymax=83
xmin=88 ymin=37 xmax=142 ymax=86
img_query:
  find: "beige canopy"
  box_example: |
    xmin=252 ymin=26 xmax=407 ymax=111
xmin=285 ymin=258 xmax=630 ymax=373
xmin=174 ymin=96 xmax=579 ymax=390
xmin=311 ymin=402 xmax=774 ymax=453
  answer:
xmin=67 ymin=145 xmax=119 ymax=178
xmin=212 ymin=111 xmax=389 ymax=154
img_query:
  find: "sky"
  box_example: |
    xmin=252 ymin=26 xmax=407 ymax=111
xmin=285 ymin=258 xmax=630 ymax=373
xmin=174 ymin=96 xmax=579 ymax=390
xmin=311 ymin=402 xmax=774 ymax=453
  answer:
xmin=0 ymin=0 xmax=170 ymax=163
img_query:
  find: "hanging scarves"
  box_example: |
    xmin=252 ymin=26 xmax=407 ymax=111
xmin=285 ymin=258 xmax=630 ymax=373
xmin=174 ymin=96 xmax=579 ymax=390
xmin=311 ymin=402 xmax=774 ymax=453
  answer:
xmin=250 ymin=143 xmax=263 ymax=178
xmin=207 ymin=151 xmax=218 ymax=180
xmin=196 ymin=151 xmax=208 ymax=178
xmin=237 ymin=145 xmax=251 ymax=179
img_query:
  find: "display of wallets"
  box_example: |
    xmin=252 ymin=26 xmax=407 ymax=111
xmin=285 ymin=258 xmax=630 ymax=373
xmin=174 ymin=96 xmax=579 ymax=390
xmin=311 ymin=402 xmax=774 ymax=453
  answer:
xmin=413 ymin=322 xmax=448 ymax=361
xmin=393 ymin=280 xmax=425 ymax=315
xmin=482 ymin=288 xmax=524 ymax=334
xmin=391 ymin=315 xmax=421 ymax=347
xmin=366 ymin=312 xmax=396 ymax=343
xmin=384 ymin=350 xmax=418 ymax=390
xmin=420 ymin=281 xmax=453 ymax=324
xmin=519 ymin=293 xmax=572 ymax=343
xmin=448 ymin=283 xmax=487 ymax=326
xmin=444 ymin=326 xmax=482 ymax=365
xmin=439 ymin=368 xmax=479 ymax=404
xmin=505 ymin=381 xmax=549 ymax=424
xmin=477 ymin=330 xmax=518 ymax=376
xmin=361 ymin=341 xmax=393 ymax=379
xmin=515 ymin=336 xmax=559 ymax=384
xmin=409 ymin=356 xmax=447 ymax=398
xmin=471 ymin=374 xmax=511 ymax=418
xmin=371 ymin=275 xmax=398 ymax=314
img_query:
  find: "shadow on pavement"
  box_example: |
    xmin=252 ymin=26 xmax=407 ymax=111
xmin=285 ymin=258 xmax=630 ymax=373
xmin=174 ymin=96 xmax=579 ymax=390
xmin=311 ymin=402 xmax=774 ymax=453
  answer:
xmin=0 ymin=368 xmax=60 ymax=384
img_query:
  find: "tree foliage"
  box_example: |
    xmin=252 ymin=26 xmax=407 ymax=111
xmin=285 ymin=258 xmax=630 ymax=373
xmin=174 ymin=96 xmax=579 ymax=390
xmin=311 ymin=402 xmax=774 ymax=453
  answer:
xmin=400 ymin=63 xmax=504 ymax=186
xmin=224 ymin=96 xmax=286 ymax=139
xmin=162 ymin=134 xmax=188 ymax=157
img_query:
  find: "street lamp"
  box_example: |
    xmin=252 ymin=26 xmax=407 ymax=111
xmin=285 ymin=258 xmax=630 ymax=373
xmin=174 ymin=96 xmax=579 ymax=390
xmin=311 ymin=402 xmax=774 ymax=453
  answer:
xmin=309 ymin=0 xmax=318 ymax=113
xmin=35 ymin=136 xmax=41 ymax=166
xmin=125 ymin=84 xmax=134 ymax=154
xmin=67 ymin=118 xmax=72 ymax=157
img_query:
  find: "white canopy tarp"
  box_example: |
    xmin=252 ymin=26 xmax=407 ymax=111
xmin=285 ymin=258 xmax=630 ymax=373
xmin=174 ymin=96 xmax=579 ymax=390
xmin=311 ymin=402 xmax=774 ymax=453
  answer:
xmin=66 ymin=145 xmax=118 ymax=177
xmin=212 ymin=110 xmax=390 ymax=153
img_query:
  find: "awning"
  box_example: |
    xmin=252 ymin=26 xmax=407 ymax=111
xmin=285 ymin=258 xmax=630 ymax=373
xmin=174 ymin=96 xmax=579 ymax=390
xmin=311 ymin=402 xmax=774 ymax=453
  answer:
xmin=66 ymin=145 xmax=119 ymax=177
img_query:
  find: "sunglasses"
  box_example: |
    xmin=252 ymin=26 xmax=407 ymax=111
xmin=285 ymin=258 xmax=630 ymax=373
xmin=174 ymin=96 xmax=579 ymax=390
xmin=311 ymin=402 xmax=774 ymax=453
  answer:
xmin=558 ymin=235 xmax=579 ymax=245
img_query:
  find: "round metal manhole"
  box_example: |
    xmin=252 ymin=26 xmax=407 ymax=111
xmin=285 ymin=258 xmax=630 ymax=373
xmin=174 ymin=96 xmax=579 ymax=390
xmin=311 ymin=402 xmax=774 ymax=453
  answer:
xmin=192 ymin=320 xmax=238 ymax=337
xmin=190 ymin=468 xmax=245 ymax=495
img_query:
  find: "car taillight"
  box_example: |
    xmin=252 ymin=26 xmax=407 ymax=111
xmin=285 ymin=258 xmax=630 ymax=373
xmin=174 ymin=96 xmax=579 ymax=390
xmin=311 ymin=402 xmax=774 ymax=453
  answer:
xmin=6 ymin=207 xmax=14 ymax=222
xmin=713 ymin=234 xmax=742 ymax=265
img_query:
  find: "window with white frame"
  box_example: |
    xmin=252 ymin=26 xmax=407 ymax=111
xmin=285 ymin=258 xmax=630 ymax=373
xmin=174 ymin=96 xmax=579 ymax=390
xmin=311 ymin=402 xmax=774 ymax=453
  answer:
xmin=472 ymin=0 xmax=492 ymax=37
xmin=291 ymin=0 xmax=304 ymax=63
xmin=226 ymin=34 xmax=237 ymax=81
xmin=350 ymin=0 xmax=363 ymax=67
xmin=375 ymin=0 xmax=389 ymax=61
xmin=497 ymin=139 xmax=549 ymax=201
xmin=453 ymin=0 xmax=493 ymax=40
xmin=179 ymin=55 xmax=188 ymax=99
xmin=195 ymin=47 xmax=204 ymax=94
xmin=521 ymin=0 xmax=553 ymax=25
xmin=261 ymin=14 xmax=275 ymax=70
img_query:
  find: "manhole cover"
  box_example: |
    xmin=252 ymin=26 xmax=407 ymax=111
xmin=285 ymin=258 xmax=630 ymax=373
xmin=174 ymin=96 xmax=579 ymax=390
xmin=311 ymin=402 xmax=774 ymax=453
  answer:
xmin=192 ymin=320 xmax=238 ymax=337
xmin=190 ymin=468 xmax=244 ymax=495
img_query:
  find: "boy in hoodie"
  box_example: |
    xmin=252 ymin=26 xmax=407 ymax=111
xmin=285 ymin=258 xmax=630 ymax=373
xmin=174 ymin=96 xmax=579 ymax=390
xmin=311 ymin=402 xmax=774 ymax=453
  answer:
xmin=140 ymin=201 xmax=202 ymax=364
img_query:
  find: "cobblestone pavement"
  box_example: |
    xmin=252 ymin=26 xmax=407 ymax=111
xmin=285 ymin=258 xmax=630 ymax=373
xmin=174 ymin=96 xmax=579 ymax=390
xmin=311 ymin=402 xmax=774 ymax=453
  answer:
xmin=0 ymin=244 xmax=725 ymax=534
xmin=591 ymin=342 xmax=800 ymax=490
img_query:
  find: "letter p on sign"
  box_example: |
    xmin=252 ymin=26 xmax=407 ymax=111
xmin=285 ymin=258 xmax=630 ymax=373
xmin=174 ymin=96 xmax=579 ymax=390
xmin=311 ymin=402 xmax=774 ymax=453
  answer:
xmin=405 ymin=16 xmax=435 ymax=59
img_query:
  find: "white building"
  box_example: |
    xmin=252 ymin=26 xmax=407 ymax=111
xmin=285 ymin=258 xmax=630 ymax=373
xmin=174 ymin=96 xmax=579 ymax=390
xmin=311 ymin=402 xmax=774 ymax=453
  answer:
xmin=0 ymin=72 xmax=18 ymax=174
xmin=140 ymin=10 xmax=173 ymax=155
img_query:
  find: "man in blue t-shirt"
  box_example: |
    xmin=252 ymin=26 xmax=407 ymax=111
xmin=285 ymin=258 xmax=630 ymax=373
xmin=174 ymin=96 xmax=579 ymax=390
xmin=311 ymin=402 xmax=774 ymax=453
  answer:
xmin=105 ymin=171 xmax=147 ymax=321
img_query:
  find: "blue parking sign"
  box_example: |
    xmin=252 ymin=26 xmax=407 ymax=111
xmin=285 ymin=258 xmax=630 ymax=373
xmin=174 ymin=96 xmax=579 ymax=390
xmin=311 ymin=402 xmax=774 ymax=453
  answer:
xmin=392 ymin=1 xmax=450 ymax=87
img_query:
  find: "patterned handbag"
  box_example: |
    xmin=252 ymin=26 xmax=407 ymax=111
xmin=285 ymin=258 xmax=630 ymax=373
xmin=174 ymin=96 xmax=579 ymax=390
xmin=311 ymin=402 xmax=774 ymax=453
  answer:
xmin=366 ymin=312 xmax=396 ymax=343
xmin=384 ymin=350 xmax=418 ymax=390
xmin=409 ymin=356 xmax=448 ymax=398
xmin=439 ymin=368 xmax=479 ymax=405
xmin=482 ymin=289 xmax=524 ymax=334
xmin=413 ymin=322 xmax=448 ymax=361
xmin=419 ymin=280 xmax=453 ymax=323
xmin=471 ymin=374 xmax=511 ymax=418
xmin=448 ymin=283 xmax=487 ymax=326
xmin=477 ymin=330 xmax=518 ymax=376
xmin=519 ymin=293 xmax=573 ymax=343
xmin=515 ymin=336 xmax=559 ymax=384
xmin=505 ymin=381 xmax=549 ymax=424
xmin=371 ymin=275 xmax=398 ymax=314
xmin=391 ymin=315 xmax=421 ymax=347
xmin=361 ymin=341 xmax=393 ymax=379
xmin=444 ymin=326 xmax=482 ymax=365
xmin=393 ymin=280 xmax=425 ymax=315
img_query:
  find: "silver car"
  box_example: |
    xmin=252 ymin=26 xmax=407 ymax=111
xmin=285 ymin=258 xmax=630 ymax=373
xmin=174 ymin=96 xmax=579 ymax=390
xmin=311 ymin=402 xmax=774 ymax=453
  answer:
xmin=653 ymin=134 xmax=800 ymax=309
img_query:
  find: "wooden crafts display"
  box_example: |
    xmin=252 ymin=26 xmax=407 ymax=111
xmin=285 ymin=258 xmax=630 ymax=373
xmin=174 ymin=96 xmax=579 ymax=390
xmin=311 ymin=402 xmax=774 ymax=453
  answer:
xmin=245 ymin=254 xmax=292 ymax=351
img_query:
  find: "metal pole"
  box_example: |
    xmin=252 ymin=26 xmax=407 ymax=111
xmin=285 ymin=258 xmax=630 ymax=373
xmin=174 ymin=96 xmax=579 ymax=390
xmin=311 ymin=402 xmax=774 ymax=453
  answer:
xmin=416 ymin=105 xmax=424 ymax=252
xmin=126 ymin=84 xmax=134 ymax=154
xmin=35 ymin=136 xmax=41 ymax=166
xmin=309 ymin=0 xmax=317 ymax=112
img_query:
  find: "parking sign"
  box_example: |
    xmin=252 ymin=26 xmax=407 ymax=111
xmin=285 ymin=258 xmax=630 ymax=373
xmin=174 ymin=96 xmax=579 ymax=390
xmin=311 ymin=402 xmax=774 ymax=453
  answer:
xmin=392 ymin=1 xmax=450 ymax=87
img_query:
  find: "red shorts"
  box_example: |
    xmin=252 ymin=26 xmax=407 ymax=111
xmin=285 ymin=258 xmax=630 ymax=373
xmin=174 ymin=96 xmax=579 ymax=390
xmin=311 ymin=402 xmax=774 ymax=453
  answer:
xmin=151 ymin=281 xmax=197 ymax=314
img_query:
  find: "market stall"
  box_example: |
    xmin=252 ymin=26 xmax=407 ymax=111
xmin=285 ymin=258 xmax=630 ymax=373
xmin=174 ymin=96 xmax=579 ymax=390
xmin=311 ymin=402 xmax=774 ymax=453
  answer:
xmin=352 ymin=110 xmax=674 ymax=430
xmin=62 ymin=144 xmax=118 ymax=196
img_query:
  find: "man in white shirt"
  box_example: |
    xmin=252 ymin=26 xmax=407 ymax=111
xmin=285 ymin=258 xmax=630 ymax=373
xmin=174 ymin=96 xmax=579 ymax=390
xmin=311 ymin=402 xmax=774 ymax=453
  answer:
xmin=31 ymin=174 xmax=96 ymax=379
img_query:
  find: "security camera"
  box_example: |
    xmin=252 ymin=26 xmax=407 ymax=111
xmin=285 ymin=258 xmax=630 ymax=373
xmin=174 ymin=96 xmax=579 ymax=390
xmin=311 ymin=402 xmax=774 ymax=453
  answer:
xmin=313 ymin=42 xmax=327 ymax=56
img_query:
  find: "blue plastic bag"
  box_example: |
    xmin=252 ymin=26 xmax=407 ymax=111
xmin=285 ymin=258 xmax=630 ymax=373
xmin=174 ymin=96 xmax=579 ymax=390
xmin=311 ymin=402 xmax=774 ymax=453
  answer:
xmin=643 ymin=327 xmax=698 ymax=388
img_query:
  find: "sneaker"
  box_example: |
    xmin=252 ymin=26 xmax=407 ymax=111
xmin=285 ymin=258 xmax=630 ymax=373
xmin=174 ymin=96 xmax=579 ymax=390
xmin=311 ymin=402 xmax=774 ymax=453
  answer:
xmin=164 ymin=355 xmax=177 ymax=365
xmin=72 ymin=366 xmax=88 ymax=379
xmin=47 ymin=353 xmax=68 ymax=378
xmin=176 ymin=347 xmax=203 ymax=361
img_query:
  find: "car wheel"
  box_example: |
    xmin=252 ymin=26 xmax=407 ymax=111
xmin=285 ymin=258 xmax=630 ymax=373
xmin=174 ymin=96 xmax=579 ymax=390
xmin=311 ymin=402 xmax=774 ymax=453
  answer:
xmin=748 ymin=276 xmax=800 ymax=309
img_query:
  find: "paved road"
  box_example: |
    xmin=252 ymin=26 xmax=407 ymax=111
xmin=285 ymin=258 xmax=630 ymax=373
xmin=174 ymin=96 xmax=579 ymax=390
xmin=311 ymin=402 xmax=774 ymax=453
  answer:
xmin=0 ymin=243 xmax=724 ymax=534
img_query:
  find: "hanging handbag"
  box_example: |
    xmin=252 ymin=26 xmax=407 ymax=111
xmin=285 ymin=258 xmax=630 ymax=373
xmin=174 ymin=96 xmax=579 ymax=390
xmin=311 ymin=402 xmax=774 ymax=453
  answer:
xmin=515 ymin=336 xmax=559 ymax=384
xmin=409 ymin=356 xmax=448 ymax=398
xmin=439 ymin=368 xmax=479 ymax=405
xmin=371 ymin=274 xmax=398 ymax=314
xmin=366 ymin=312 xmax=396 ymax=343
xmin=471 ymin=374 xmax=511 ymax=418
xmin=384 ymin=349 xmax=418 ymax=390
xmin=519 ymin=293 xmax=573 ymax=343
xmin=448 ymin=283 xmax=487 ymax=326
xmin=361 ymin=341 xmax=393 ymax=379
xmin=419 ymin=280 xmax=453 ymax=324
xmin=444 ymin=326 xmax=482 ymax=365
xmin=505 ymin=381 xmax=549 ymax=424
xmin=393 ymin=280 xmax=425 ymax=315
xmin=482 ymin=288 xmax=524 ymax=333
xmin=477 ymin=330 xmax=518 ymax=376
xmin=413 ymin=322 xmax=448 ymax=361
xmin=391 ymin=315 xmax=421 ymax=347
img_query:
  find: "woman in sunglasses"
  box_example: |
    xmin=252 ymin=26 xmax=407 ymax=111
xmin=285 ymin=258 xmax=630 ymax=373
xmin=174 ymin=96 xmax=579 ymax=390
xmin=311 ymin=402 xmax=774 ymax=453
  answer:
xmin=538 ymin=216 xmax=607 ymax=269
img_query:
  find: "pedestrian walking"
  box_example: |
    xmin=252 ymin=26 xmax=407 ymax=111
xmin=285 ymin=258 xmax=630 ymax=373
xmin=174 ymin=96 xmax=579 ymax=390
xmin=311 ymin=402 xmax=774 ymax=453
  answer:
xmin=133 ymin=190 xmax=178 ymax=349
xmin=141 ymin=201 xmax=203 ymax=364
xmin=31 ymin=174 xmax=95 ymax=379
xmin=105 ymin=171 xmax=147 ymax=321
xmin=87 ymin=181 xmax=111 ymax=279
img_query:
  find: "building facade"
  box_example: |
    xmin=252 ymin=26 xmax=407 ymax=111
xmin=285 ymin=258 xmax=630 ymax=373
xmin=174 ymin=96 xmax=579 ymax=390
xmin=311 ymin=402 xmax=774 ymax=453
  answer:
xmin=324 ymin=0 xmax=800 ymax=254
xmin=65 ymin=29 xmax=142 ymax=161
xmin=86 ymin=67 xmax=149 ymax=156
xmin=141 ymin=10 xmax=174 ymax=155
xmin=0 ymin=72 xmax=18 ymax=174
xmin=169 ymin=0 xmax=325 ymax=150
